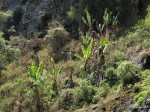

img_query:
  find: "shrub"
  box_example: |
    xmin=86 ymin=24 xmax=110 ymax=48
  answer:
xmin=73 ymin=79 xmax=97 ymax=107
xmin=136 ymin=97 xmax=144 ymax=106
xmin=105 ymin=67 xmax=118 ymax=87
xmin=39 ymin=11 xmax=52 ymax=29
xmin=58 ymin=89 xmax=74 ymax=110
xmin=134 ymin=69 xmax=150 ymax=106
xmin=114 ymin=50 xmax=127 ymax=61
xmin=58 ymin=79 xmax=97 ymax=109
xmin=0 ymin=11 xmax=11 ymax=30
xmin=46 ymin=26 xmax=69 ymax=53
xmin=0 ymin=33 xmax=21 ymax=66
xmin=93 ymin=83 xmax=110 ymax=103
xmin=116 ymin=61 xmax=141 ymax=87
xmin=141 ymin=70 xmax=150 ymax=78
xmin=134 ymin=90 xmax=150 ymax=106
xmin=4 ymin=45 xmax=21 ymax=62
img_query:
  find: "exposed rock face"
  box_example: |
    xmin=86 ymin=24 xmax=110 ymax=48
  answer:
xmin=1 ymin=0 xmax=150 ymax=38
xmin=135 ymin=52 xmax=150 ymax=69
xmin=126 ymin=45 xmax=150 ymax=69
xmin=1 ymin=0 xmax=76 ymax=38
xmin=20 ymin=0 xmax=70 ymax=38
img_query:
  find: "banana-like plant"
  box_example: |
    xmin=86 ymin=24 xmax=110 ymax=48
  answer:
xmin=81 ymin=31 xmax=91 ymax=45
xmin=67 ymin=37 xmax=93 ymax=73
xmin=99 ymin=36 xmax=109 ymax=53
xmin=27 ymin=61 xmax=44 ymax=112
xmin=97 ymin=23 xmax=105 ymax=35
xmin=82 ymin=10 xmax=95 ymax=31
xmin=28 ymin=61 xmax=44 ymax=85
xmin=48 ymin=57 xmax=64 ymax=94
xmin=103 ymin=8 xmax=112 ymax=27
xmin=112 ymin=13 xmax=119 ymax=29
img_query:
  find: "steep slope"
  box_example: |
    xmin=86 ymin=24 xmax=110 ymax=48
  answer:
xmin=0 ymin=1 xmax=150 ymax=112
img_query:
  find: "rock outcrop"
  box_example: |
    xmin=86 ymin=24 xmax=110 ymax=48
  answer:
xmin=1 ymin=0 xmax=76 ymax=38
xmin=126 ymin=45 xmax=150 ymax=69
xmin=1 ymin=0 xmax=150 ymax=38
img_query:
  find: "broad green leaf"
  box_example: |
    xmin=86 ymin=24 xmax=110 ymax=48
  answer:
xmin=81 ymin=33 xmax=87 ymax=44
xmin=81 ymin=45 xmax=86 ymax=58
xmin=87 ymin=11 xmax=92 ymax=28
xmin=86 ymin=38 xmax=93 ymax=59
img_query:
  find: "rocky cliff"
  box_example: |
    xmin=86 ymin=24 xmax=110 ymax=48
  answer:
xmin=1 ymin=0 xmax=77 ymax=38
xmin=1 ymin=0 xmax=150 ymax=39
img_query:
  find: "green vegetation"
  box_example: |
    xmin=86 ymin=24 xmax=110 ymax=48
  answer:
xmin=27 ymin=62 xmax=44 ymax=112
xmin=67 ymin=7 xmax=77 ymax=22
xmin=82 ymin=10 xmax=95 ymax=31
xmin=0 ymin=11 xmax=11 ymax=30
xmin=0 ymin=2 xmax=150 ymax=112
xmin=48 ymin=57 xmax=64 ymax=94
xmin=116 ymin=61 xmax=141 ymax=87
xmin=0 ymin=31 xmax=20 ymax=66
xmin=67 ymin=36 xmax=93 ymax=76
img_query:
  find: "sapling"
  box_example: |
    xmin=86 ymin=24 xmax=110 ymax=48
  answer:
xmin=48 ymin=57 xmax=64 ymax=95
xmin=82 ymin=10 xmax=95 ymax=31
xmin=28 ymin=61 xmax=44 ymax=112
xmin=65 ymin=36 xmax=93 ymax=77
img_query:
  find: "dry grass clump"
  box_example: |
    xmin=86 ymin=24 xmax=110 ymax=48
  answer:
xmin=46 ymin=21 xmax=70 ymax=54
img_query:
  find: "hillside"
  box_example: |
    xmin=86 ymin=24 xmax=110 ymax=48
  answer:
xmin=0 ymin=0 xmax=150 ymax=112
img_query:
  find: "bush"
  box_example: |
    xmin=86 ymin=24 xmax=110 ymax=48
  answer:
xmin=105 ymin=67 xmax=118 ymax=87
xmin=73 ymin=79 xmax=97 ymax=107
xmin=134 ymin=90 xmax=150 ymax=106
xmin=141 ymin=70 xmax=150 ymax=78
xmin=134 ymin=69 xmax=150 ymax=106
xmin=93 ymin=83 xmax=110 ymax=102
xmin=114 ymin=50 xmax=127 ymax=61
xmin=58 ymin=79 xmax=97 ymax=109
xmin=0 ymin=33 xmax=21 ymax=66
xmin=116 ymin=61 xmax=141 ymax=87
xmin=58 ymin=89 xmax=74 ymax=110
xmin=0 ymin=11 xmax=11 ymax=30
xmin=46 ymin=25 xmax=69 ymax=53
